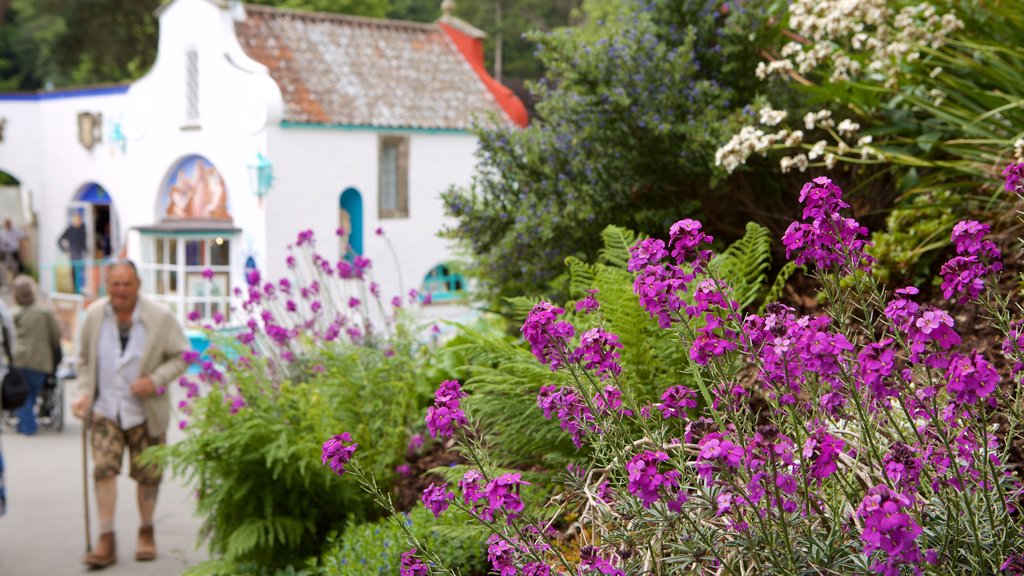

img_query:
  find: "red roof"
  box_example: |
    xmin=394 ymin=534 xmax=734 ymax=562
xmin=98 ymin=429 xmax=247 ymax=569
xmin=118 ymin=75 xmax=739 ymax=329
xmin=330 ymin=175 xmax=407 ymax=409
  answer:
xmin=236 ymin=4 xmax=523 ymax=130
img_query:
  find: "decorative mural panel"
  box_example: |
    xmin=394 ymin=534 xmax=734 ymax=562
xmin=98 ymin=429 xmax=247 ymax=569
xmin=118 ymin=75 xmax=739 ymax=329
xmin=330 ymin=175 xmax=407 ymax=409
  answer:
xmin=77 ymin=112 xmax=103 ymax=151
xmin=161 ymin=155 xmax=231 ymax=220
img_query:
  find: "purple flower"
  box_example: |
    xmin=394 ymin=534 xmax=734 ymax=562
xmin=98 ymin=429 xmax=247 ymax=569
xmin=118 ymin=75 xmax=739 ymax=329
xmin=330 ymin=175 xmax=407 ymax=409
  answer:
xmin=480 ymin=473 xmax=528 ymax=523
xmin=460 ymin=469 xmax=485 ymax=505
xmin=486 ymin=534 xmax=517 ymax=576
xmin=857 ymin=485 xmax=923 ymax=575
xmin=668 ymin=218 xmax=714 ymax=268
xmin=573 ymin=327 xmax=624 ymax=379
xmin=425 ymin=380 xmax=468 ymax=438
xmin=579 ymin=546 xmax=626 ymax=575
xmin=696 ymin=432 xmax=744 ymax=482
xmin=1003 ymin=319 xmax=1024 ymax=382
xmin=633 ymin=264 xmax=692 ymax=328
xmin=421 ymin=482 xmax=455 ymax=518
xmin=212 ymin=312 xmax=224 ymax=325
xmin=940 ymin=220 xmax=1002 ymax=304
xmin=858 ymin=338 xmax=898 ymax=402
xmin=296 ymin=229 xmax=315 ymax=246
xmin=1003 ymin=162 xmax=1024 ymax=195
xmin=945 ymin=350 xmax=999 ymax=406
xmin=187 ymin=310 xmax=201 ymax=322
xmin=521 ymin=301 xmax=575 ymax=370
xmin=375 ymin=226 xmax=385 ymax=236
xmin=628 ymin=238 xmax=668 ymax=271
xmin=201 ymin=268 xmax=214 ymax=280
xmin=395 ymin=463 xmax=411 ymax=476
xmin=658 ymin=385 xmax=697 ymax=419
xmin=407 ymin=433 xmax=424 ymax=452
xmin=391 ymin=295 xmax=402 ymax=308
xmin=782 ymin=177 xmax=874 ymax=273
xmin=321 ymin=432 xmax=358 ymax=476
xmin=537 ymin=385 xmax=594 ymax=448
xmin=335 ymin=226 xmax=346 ymax=236
xmin=575 ymin=289 xmax=600 ymax=314
xmin=626 ymin=451 xmax=686 ymax=512
xmin=245 ymin=268 xmax=260 ymax=286
xmin=286 ymin=255 xmax=296 ymax=269
xmin=802 ymin=428 xmax=845 ymax=480
xmin=400 ymin=548 xmax=429 ymax=576
xmin=882 ymin=443 xmax=923 ymax=493
xmin=182 ymin=350 xmax=201 ymax=364
xmin=1002 ymin=553 xmax=1024 ymax=575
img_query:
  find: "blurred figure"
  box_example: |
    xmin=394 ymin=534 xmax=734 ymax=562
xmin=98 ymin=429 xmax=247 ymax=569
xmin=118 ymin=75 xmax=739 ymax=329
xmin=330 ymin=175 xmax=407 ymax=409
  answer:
xmin=0 ymin=297 xmax=13 ymax=516
xmin=0 ymin=218 xmax=25 ymax=275
xmin=11 ymin=275 xmax=61 ymax=436
xmin=59 ymin=210 xmax=88 ymax=294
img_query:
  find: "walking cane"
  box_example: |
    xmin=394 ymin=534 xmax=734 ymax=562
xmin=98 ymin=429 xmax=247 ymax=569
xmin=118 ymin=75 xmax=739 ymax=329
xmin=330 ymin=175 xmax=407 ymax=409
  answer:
xmin=82 ymin=405 xmax=92 ymax=554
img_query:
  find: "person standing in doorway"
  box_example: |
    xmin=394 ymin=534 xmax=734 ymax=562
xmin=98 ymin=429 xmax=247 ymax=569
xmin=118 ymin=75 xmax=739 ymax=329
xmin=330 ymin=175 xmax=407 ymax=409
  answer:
xmin=0 ymin=218 xmax=25 ymax=276
xmin=71 ymin=260 xmax=189 ymax=568
xmin=58 ymin=210 xmax=88 ymax=294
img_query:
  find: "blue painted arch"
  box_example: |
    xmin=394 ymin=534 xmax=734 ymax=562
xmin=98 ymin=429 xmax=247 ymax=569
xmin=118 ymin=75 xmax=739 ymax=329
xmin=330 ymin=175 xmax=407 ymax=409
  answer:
xmin=74 ymin=182 xmax=112 ymax=205
xmin=340 ymin=187 xmax=363 ymax=256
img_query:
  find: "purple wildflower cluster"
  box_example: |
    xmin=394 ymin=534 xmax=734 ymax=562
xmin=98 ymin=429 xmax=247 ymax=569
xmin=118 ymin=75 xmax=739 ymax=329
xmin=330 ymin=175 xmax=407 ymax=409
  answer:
xmin=781 ymin=176 xmax=873 ymax=273
xmin=1004 ymin=162 xmax=1024 ymax=195
xmin=742 ymin=303 xmax=853 ymax=410
xmin=459 ymin=471 xmax=529 ymax=524
xmin=628 ymin=223 xmax=713 ymax=329
xmin=486 ymin=532 xmax=552 ymax=576
xmin=321 ymin=432 xmax=358 ymax=476
xmin=626 ymin=451 xmax=687 ymax=511
xmin=857 ymin=485 xmax=926 ymax=576
xmin=573 ymin=328 xmax=624 ymax=379
xmin=399 ymin=548 xmax=429 ymax=576
xmin=939 ymin=220 xmax=1003 ymax=303
xmin=521 ymin=302 xmax=575 ymax=370
xmin=658 ymin=384 xmax=697 ymax=419
xmin=424 ymin=380 xmax=468 ymax=439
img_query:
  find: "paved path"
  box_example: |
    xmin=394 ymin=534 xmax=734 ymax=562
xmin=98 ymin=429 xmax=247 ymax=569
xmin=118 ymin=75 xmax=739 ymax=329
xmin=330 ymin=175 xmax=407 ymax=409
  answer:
xmin=0 ymin=380 xmax=209 ymax=575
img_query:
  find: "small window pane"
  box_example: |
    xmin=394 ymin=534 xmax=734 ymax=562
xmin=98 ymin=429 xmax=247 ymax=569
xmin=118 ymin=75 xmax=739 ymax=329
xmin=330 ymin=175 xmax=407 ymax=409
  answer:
xmin=380 ymin=144 xmax=398 ymax=211
xmin=169 ymin=271 xmax=178 ymax=295
xmin=211 ymin=239 xmax=229 ymax=266
xmin=168 ymin=238 xmax=178 ymax=265
xmin=186 ymin=240 xmax=205 ymax=266
xmin=156 ymin=270 xmax=166 ymax=295
xmin=155 ymin=238 xmax=165 ymax=265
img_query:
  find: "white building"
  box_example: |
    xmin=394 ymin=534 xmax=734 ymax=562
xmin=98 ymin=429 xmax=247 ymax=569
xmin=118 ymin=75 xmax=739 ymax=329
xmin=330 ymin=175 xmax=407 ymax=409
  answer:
xmin=0 ymin=0 xmax=526 ymax=328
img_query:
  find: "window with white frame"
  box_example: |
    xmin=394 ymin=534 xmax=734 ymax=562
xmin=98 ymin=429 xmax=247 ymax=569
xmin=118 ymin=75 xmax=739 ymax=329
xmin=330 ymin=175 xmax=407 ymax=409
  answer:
xmin=422 ymin=263 xmax=466 ymax=302
xmin=379 ymin=136 xmax=408 ymax=218
xmin=140 ymin=234 xmax=231 ymax=325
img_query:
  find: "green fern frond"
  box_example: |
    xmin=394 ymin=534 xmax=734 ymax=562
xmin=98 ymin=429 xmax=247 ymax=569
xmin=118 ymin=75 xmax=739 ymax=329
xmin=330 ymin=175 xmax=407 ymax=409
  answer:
xmin=710 ymin=221 xmax=772 ymax=310
xmin=503 ymin=296 xmax=542 ymax=323
xmin=598 ymin=225 xmax=640 ymax=269
xmin=565 ymin=256 xmax=597 ymax=298
xmin=763 ymin=261 xmax=802 ymax=311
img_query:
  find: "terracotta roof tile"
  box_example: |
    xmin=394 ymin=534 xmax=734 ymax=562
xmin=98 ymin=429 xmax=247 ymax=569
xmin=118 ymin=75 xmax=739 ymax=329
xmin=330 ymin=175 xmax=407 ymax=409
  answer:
xmin=236 ymin=4 xmax=512 ymax=129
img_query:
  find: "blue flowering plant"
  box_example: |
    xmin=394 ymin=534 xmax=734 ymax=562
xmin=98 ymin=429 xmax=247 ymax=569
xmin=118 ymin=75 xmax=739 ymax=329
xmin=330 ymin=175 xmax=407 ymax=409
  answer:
xmin=325 ymin=170 xmax=1024 ymax=575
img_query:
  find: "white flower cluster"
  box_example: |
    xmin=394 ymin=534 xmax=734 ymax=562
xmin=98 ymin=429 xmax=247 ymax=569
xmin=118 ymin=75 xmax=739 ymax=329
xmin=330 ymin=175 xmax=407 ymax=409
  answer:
xmin=756 ymin=0 xmax=963 ymax=87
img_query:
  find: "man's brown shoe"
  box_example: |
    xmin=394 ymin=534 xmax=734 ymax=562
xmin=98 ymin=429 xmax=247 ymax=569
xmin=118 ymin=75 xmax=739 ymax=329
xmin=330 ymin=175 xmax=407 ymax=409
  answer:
xmin=136 ymin=526 xmax=157 ymax=561
xmin=83 ymin=531 xmax=117 ymax=569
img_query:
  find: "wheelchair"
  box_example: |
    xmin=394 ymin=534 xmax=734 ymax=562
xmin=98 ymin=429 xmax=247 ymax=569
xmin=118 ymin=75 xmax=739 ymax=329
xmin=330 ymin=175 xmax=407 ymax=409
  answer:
xmin=2 ymin=362 xmax=74 ymax=432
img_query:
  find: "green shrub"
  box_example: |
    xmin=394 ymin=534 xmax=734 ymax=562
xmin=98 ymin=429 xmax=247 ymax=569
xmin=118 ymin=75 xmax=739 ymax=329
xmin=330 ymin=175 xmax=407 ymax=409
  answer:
xmin=315 ymin=507 xmax=488 ymax=576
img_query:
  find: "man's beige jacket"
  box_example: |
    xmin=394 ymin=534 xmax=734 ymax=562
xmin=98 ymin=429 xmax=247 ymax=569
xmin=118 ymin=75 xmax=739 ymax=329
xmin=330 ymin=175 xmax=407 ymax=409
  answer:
xmin=78 ymin=295 xmax=189 ymax=437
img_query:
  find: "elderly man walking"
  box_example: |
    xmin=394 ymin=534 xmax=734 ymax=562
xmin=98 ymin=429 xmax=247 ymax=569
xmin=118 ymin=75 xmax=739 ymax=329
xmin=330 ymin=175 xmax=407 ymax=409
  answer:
xmin=71 ymin=260 xmax=189 ymax=568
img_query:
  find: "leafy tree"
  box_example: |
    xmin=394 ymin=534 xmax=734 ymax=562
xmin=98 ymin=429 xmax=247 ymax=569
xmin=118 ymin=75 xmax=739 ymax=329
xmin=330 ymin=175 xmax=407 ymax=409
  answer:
xmin=247 ymin=0 xmax=389 ymax=18
xmin=441 ymin=0 xmax=787 ymax=306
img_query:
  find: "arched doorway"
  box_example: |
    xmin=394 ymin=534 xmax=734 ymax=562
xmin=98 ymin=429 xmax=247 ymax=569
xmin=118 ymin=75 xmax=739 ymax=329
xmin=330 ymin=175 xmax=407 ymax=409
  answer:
xmin=339 ymin=187 xmax=363 ymax=258
xmin=58 ymin=182 xmax=119 ymax=296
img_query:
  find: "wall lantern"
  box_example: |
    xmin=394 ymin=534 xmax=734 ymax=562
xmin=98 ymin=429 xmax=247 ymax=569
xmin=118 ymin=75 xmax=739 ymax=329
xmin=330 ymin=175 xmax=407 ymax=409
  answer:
xmin=248 ymin=152 xmax=274 ymax=206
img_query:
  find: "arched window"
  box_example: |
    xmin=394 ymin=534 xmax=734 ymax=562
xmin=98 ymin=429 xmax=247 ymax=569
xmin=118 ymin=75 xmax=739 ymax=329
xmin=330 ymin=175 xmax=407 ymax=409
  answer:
xmin=340 ymin=187 xmax=363 ymax=258
xmin=422 ymin=263 xmax=466 ymax=302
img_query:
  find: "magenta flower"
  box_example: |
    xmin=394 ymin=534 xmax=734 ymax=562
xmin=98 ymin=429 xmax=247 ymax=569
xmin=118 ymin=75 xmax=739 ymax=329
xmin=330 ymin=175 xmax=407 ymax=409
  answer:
xmin=335 ymin=226 xmax=346 ymax=236
xmin=480 ymin=473 xmax=528 ymax=523
xmin=575 ymin=289 xmax=600 ymax=314
xmin=521 ymin=301 xmax=575 ymax=370
xmin=1004 ymin=162 xmax=1024 ymax=195
xmin=658 ymin=384 xmax=697 ymax=419
xmin=857 ymin=485 xmax=924 ymax=576
xmin=375 ymin=226 xmax=385 ymax=236
xmin=945 ymin=351 xmax=999 ymax=406
xmin=857 ymin=338 xmax=898 ymax=402
xmin=573 ymin=327 xmax=624 ymax=379
xmin=626 ymin=451 xmax=686 ymax=512
xmin=296 ymin=229 xmax=314 ymax=246
xmin=940 ymin=220 xmax=1002 ymax=304
xmin=399 ymin=548 xmax=429 ymax=576
xmin=668 ymin=218 xmax=714 ymax=268
xmin=537 ymin=385 xmax=594 ymax=448
xmin=802 ymin=429 xmax=845 ymax=480
xmin=459 ymin=469 xmax=486 ymax=505
xmin=187 ymin=310 xmax=201 ymax=322
xmin=201 ymin=268 xmax=214 ymax=280
xmin=420 ymin=482 xmax=455 ymax=518
xmin=882 ymin=443 xmax=923 ymax=493
xmin=182 ymin=350 xmax=201 ymax=364
xmin=424 ymin=380 xmax=468 ymax=438
xmin=696 ymin=432 xmax=744 ymax=482
xmin=628 ymin=238 xmax=668 ymax=271
xmin=782 ymin=177 xmax=873 ymax=273
xmin=633 ymin=264 xmax=692 ymax=328
xmin=321 ymin=432 xmax=358 ymax=476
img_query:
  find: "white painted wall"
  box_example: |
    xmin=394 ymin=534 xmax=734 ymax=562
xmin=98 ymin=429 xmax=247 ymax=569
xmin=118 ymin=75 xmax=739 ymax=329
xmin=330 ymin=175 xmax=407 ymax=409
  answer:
xmin=0 ymin=0 xmax=482 ymax=323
